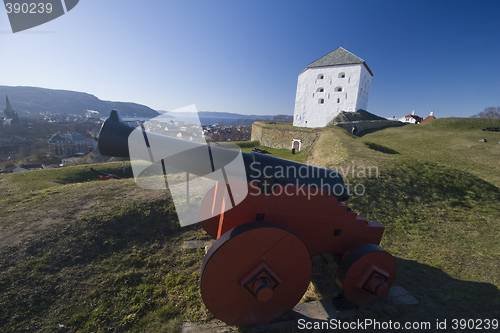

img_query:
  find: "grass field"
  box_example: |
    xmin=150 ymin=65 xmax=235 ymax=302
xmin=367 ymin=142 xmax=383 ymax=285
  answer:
xmin=1 ymin=118 xmax=499 ymax=332
xmin=303 ymin=118 xmax=500 ymax=331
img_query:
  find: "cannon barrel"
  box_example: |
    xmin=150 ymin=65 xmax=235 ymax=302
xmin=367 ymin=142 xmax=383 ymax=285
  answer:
xmin=98 ymin=110 xmax=350 ymax=200
xmin=90 ymin=167 xmax=120 ymax=179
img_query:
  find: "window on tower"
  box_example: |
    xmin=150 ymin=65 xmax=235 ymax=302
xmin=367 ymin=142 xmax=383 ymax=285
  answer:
xmin=316 ymin=87 xmax=324 ymax=92
xmin=335 ymin=86 xmax=343 ymax=92
xmin=338 ymin=72 xmax=345 ymax=78
xmin=337 ymin=98 xmax=340 ymax=103
xmin=319 ymin=99 xmax=325 ymax=104
xmin=317 ymin=74 xmax=324 ymax=79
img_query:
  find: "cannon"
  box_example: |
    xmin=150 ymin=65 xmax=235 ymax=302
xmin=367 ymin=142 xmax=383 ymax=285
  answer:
xmin=98 ymin=110 xmax=397 ymax=327
xmin=90 ymin=167 xmax=120 ymax=180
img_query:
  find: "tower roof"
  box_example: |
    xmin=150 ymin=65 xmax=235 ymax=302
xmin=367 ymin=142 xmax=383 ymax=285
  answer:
xmin=4 ymin=95 xmax=19 ymax=123
xmin=5 ymin=95 xmax=14 ymax=118
xmin=302 ymin=47 xmax=373 ymax=76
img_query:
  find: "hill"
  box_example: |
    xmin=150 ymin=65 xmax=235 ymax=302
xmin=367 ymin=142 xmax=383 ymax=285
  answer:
xmin=0 ymin=85 xmax=291 ymax=125
xmin=305 ymin=118 xmax=500 ymax=327
xmin=359 ymin=118 xmax=500 ymax=187
xmin=0 ymin=86 xmax=160 ymax=118
xmin=198 ymin=111 xmax=292 ymax=125
xmin=1 ymin=119 xmax=499 ymax=332
xmin=158 ymin=110 xmax=293 ymax=125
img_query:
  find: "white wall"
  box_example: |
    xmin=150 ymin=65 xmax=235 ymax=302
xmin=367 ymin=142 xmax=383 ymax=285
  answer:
xmin=355 ymin=65 xmax=372 ymax=111
xmin=293 ymin=64 xmax=372 ymax=128
xmin=401 ymin=116 xmax=417 ymax=123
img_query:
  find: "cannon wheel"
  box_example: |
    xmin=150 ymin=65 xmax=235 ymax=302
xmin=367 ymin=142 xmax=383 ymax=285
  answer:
xmin=335 ymin=244 xmax=397 ymax=306
xmin=200 ymin=221 xmax=311 ymax=327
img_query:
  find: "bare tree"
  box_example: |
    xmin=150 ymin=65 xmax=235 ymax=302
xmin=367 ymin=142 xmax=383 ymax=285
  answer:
xmin=471 ymin=106 xmax=500 ymax=119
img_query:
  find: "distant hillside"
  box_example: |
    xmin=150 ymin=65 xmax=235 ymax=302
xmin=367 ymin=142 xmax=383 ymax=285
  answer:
xmin=159 ymin=110 xmax=293 ymax=125
xmin=0 ymin=86 xmax=291 ymax=124
xmin=199 ymin=111 xmax=292 ymax=125
xmin=0 ymin=86 xmax=160 ymax=118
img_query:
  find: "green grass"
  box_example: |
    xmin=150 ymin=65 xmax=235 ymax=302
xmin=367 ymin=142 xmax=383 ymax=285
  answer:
xmin=335 ymin=159 xmax=500 ymax=330
xmin=295 ymin=118 xmax=500 ymax=330
xmin=1 ymin=118 xmax=500 ymax=332
xmin=216 ymin=138 xmax=309 ymax=163
xmin=1 ymin=161 xmax=133 ymax=193
xmin=253 ymin=121 xmax=320 ymax=132
xmin=234 ymin=140 xmax=260 ymax=148
xmin=1 ymin=201 xmax=211 ymax=332
xmin=360 ymin=118 xmax=500 ymax=187
xmin=240 ymin=145 xmax=309 ymax=164
xmin=0 ymin=164 xmax=212 ymax=332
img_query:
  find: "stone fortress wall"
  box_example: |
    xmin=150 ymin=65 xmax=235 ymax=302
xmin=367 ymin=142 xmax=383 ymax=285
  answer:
xmin=251 ymin=122 xmax=322 ymax=150
xmin=251 ymin=119 xmax=405 ymax=151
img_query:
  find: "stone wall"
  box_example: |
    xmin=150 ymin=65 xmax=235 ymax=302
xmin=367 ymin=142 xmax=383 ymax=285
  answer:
xmin=251 ymin=122 xmax=322 ymax=150
xmin=251 ymin=120 xmax=406 ymax=151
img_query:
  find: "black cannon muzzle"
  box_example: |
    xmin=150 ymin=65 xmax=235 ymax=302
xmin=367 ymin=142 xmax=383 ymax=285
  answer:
xmin=97 ymin=110 xmax=350 ymax=201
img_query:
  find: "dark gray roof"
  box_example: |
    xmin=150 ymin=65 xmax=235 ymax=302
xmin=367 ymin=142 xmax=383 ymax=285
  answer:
xmin=48 ymin=132 xmax=88 ymax=144
xmin=302 ymin=47 xmax=373 ymax=76
xmin=4 ymin=95 xmax=18 ymax=121
xmin=330 ymin=110 xmax=386 ymax=124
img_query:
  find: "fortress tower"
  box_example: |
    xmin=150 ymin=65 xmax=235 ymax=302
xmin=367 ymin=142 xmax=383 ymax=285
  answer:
xmin=293 ymin=47 xmax=373 ymax=128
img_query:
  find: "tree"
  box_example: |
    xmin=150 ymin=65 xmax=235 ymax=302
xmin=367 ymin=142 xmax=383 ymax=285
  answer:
xmin=16 ymin=146 xmax=27 ymax=160
xmin=32 ymin=148 xmax=48 ymax=162
xmin=471 ymin=106 xmax=500 ymax=119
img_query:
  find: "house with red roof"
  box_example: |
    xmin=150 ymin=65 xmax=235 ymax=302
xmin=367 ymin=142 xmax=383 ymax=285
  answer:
xmin=401 ymin=111 xmax=423 ymax=124
xmin=421 ymin=110 xmax=436 ymax=123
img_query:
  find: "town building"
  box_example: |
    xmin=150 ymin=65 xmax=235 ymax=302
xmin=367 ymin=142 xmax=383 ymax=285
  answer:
xmin=293 ymin=47 xmax=373 ymax=128
xmin=401 ymin=111 xmax=423 ymax=124
xmin=85 ymin=110 xmax=100 ymax=119
xmin=1 ymin=164 xmax=45 ymax=173
xmin=48 ymin=132 xmax=90 ymax=156
xmin=421 ymin=110 xmax=436 ymax=123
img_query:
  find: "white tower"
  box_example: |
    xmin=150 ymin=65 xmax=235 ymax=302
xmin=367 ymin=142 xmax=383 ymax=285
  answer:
xmin=293 ymin=47 xmax=373 ymax=128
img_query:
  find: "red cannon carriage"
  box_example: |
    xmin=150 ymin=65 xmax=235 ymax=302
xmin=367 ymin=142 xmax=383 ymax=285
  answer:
xmin=98 ymin=110 xmax=397 ymax=327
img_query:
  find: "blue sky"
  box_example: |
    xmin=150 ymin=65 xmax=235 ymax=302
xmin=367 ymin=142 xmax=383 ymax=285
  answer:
xmin=1 ymin=0 xmax=499 ymax=118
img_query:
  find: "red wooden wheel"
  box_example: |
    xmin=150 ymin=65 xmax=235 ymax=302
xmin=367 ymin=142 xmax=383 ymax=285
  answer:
xmin=200 ymin=221 xmax=312 ymax=327
xmin=335 ymin=244 xmax=397 ymax=306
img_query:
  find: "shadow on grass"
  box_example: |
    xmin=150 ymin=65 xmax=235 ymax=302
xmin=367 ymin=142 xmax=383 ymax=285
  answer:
xmin=349 ymin=160 xmax=500 ymax=211
xmin=309 ymin=255 xmax=500 ymax=322
xmin=56 ymin=164 xmax=136 ymax=184
xmin=18 ymin=197 xmax=181 ymax=269
xmin=364 ymin=142 xmax=400 ymax=154
xmin=395 ymin=257 xmax=500 ymax=319
xmin=354 ymin=123 xmax=407 ymax=137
